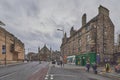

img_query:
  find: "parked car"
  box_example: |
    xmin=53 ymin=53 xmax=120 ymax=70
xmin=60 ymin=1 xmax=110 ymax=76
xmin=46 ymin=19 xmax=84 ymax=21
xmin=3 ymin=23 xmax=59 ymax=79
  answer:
xmin=57 ymin=61 xmax=61 ymax=65
xmin=52 ymin=60 xmax=56 ymax=64
xmin=115 ymin=64 xmax=120 ymax=73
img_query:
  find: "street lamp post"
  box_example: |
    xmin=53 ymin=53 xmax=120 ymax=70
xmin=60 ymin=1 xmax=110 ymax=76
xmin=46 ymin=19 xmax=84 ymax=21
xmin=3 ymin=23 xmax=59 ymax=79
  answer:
xmin=57 ymin=28 xmax=64 ymax=38
xmin=57 ymin=27 xmax=64 ymax=67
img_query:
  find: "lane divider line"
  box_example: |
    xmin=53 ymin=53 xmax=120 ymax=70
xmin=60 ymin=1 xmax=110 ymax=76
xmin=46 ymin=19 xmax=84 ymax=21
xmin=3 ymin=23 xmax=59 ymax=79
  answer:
xmin=0 ymin=71 xmax=16 ymax=79
xmin=50 ymin=74 xmax=53 ymax=80
xmin=45 ymin=75 xmax=49 ymax=80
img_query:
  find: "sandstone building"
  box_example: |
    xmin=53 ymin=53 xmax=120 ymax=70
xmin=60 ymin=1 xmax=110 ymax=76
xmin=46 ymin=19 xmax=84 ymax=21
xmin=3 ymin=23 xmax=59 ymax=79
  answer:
xmin=0 ymin=21 xmax=25 ymax=64
xmin=27 ymin=52 xmax=38 ymax=61
xmin=60 ymin=5 xmax=114 ymax=64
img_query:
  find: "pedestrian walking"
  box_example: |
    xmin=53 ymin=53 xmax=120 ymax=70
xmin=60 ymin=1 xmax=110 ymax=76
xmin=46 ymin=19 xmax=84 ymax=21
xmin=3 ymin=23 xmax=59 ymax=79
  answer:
xmin=92 ymin=62 xmax=97 ymax=74
xmin=86 ymin=62 xmax=90 ymax=72
xmin=60 ymin=61 xmax=63 ymax=67
xmin=52 ymin=60 xmax=56 ymax=67
xmin=105 ymin=63 xmax=110 ymax=72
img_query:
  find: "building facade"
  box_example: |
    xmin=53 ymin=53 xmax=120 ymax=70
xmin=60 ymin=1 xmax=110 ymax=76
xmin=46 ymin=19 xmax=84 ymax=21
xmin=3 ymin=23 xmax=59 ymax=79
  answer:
xmin=113 ymin=34 xmax=120 ymax=63
xmin=0 ymin=21 xmax=25 ymax=64
xmin=38 ymin=45 xmax=51 ymax=61
xmin=27 ymin=52 xmax=38 ymax=61
xmin=61 ymin=5 xmax=114 ymax=64
xmin=51 ymin=50 xmax=61 ymax=61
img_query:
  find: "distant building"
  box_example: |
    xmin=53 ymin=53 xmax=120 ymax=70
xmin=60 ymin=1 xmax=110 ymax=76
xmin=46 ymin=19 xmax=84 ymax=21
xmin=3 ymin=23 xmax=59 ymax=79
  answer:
xmin=51 ymin=50 xmax=61 ymax=61
xmin=38 ymin=45 xmax=51 ymax=61
xmin=118 ymin=34 xmax=120 ymax=52
xmin=27 ymin=52 xmax=38 ymax=61
xmin=113 ymin=34 xmax=120 ymax=63
xmin=0 ymin=21 xmax=25 ymax=64
xmin=60 ymin=5 xmax=114 ymax=64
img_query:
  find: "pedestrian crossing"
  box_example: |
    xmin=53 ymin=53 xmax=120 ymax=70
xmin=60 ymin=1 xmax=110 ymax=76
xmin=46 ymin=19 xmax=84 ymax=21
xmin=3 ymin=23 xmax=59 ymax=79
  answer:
xmin=45 ymin=74 xmax=54 ymax=80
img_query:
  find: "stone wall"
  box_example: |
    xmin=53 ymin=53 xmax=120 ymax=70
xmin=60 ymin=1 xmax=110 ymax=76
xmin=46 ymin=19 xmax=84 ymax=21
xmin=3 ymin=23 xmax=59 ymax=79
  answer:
xmin=61 ymin=5 xmax=114 ymax=63
xmin=0 ymin=26 xmax=25 ymax=64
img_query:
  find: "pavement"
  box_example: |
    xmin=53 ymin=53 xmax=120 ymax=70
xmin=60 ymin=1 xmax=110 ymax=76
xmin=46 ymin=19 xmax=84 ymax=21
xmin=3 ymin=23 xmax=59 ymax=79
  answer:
xmin=0 ymin=61 xmax=28 ymax=68
xmin=46 ymin=63 xmax=115 ymax=80
xmin=54 ymin=63 xmax=120 ymax=79
xmin=0 ymin=62 xmax=120 ymax=80
xmin=0 ymin=61 xmax=49 ymax=80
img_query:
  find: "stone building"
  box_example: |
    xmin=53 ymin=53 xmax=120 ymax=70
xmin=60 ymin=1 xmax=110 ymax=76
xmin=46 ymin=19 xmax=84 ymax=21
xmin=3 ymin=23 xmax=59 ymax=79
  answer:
xmin=114 ymin=34 xmax=120 ymax=53
xmin=38 ymin=45 xmax=51 ymax=61
xmin=117 ymin=34 xmax=120 ymax=52
xmin=0 ymin=21 xmax=25 ymax=64
xmin=113 ymin=34 xmax=120 ymax=63
xmin=51 ymin=50 xmax=61 ymax=61
xmin=60 ymin=5 xmax=114 ymax=64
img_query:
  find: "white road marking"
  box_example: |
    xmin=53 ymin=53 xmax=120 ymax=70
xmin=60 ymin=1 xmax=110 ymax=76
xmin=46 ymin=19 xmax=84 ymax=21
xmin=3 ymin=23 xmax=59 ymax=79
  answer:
xmin=45 ymin=75 xmax=49 ymax=80
xmin=0 ymin=72 xmax=16 ymax=79
xmin=51 ymin=74 xmax=78 ymax=77
xmin=50 ymin=74 xmax=54 ymax=80
xmin=45 ymin=77 xmax=48 ymax=80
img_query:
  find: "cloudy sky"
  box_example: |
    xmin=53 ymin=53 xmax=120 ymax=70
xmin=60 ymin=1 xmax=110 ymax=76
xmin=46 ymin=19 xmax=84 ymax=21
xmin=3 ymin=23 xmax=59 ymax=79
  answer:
xmin=0 ymin=0 xmax=120 ymax=53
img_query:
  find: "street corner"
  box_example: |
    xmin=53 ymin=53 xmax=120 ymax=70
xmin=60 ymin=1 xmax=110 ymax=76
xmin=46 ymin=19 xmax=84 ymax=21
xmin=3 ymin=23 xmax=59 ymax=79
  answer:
xmin=28 ymin=66 xmax=49 ymax=80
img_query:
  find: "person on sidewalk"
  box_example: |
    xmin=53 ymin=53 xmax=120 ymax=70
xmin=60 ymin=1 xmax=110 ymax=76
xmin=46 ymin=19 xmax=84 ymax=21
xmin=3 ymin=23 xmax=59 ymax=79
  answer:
xmin=60 ymin=61 xmax=63 ymax=67
xmin=52 ymin=60 xmax=56 ymax=67
xmin=92 ymin=62 xmax=97 ymax=74
xmin=105 ymin=63 xmax=110 ymax=72
xmin=86 ymin=62 xmax=90 ymax=72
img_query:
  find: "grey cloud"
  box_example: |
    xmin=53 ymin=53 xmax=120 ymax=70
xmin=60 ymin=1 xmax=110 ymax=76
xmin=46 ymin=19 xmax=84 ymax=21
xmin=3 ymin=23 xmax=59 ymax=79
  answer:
xmin=0 ymin=0 xmax=120 ymax=53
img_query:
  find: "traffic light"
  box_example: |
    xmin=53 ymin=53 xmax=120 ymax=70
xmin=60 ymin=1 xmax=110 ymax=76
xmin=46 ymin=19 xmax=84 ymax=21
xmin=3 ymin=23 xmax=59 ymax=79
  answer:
xmin=2 ymin=45 xmax=6 ymax=54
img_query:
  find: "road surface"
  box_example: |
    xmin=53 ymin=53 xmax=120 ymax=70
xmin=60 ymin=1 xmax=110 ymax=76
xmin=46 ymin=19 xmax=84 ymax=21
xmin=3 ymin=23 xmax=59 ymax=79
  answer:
xmin=0 ymin=61 xmax=49 ymax=80
xmin=47 ymin=65 xmax=117 ymax=80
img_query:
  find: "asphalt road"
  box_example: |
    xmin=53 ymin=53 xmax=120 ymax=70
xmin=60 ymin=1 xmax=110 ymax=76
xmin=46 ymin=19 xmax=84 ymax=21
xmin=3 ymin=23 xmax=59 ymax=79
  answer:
xmin=0 ymin=62 xmax=119 ymax=80
xmin=47 ymin=66 xmax=116 ymax=80
xmin=0 ymin=61 xmax=49 ymax=80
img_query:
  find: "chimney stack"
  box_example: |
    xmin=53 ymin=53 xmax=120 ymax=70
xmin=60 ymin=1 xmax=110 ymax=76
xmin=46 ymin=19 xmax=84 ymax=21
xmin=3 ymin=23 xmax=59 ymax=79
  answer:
xmin=82 ymin=13 xmax=86 ymax=26
xmin=98 ymin=5 xmax=109 ymax=16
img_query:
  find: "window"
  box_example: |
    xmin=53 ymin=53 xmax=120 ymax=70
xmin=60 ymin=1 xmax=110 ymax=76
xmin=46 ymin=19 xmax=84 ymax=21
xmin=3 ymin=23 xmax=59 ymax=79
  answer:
xmin=104 ymin=30 xmax=107 ymax=34
xmin=79 ymin=32 xmax=81 ymax=35
xmin=10 ymin=44 xmax=14 ymax=52
xmin=86 ymin=35 xmax=91 ymax=42
xmin=79 ymin=39 xmax=81 ymax=47
xmin=86 ymin=44 xmax=90 ymax=51
xmin=2 ymin=45 xmax=6 ymax=54
xmin=86 ymin=26 xmax=91 ymax=31
xmin=78 ymin=47 xmax=81 ymax=51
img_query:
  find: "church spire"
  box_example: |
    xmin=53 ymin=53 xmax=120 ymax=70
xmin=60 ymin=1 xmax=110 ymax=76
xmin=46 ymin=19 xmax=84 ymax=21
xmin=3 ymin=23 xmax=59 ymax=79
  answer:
xmin=44 ymin=44 xmax=47 ymax=47
xmin=38 ymin=46 xmax=40 ymax=53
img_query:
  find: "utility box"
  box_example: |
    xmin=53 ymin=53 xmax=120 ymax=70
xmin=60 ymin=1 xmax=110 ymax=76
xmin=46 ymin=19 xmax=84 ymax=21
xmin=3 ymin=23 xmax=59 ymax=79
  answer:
xmin=76 ymin=52 xmax=96 ymax=66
